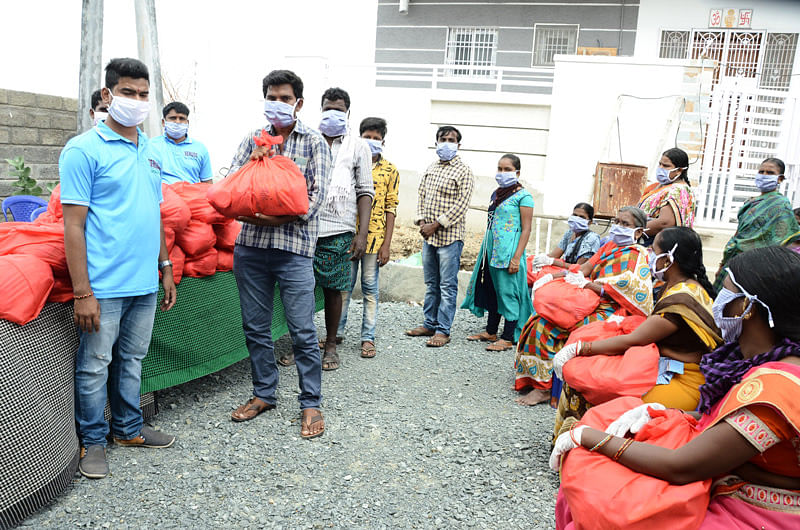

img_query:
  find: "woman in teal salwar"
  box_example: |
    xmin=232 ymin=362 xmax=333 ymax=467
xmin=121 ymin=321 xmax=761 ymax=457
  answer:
xmin=463 ymin=154 xmax=534 ymax=351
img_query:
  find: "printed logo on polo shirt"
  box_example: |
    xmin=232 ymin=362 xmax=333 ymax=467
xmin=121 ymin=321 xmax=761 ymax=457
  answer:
xmin=184 ymin=151 xmax=198 ymax=159
xmin=148 ymin=158 xmax=162 ymax=171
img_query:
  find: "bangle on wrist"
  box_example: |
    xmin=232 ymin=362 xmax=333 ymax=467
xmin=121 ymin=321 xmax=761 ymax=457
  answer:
xmin=74 ymin=290 xmax=93 ymax=300
xmin=613 ymin=438 xmax=635 ymax=461
xmin=590 ymin=433 xmax=613 ymax=452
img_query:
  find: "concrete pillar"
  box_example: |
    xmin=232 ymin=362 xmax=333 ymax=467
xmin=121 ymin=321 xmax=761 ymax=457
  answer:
xmin=134 ymin=0 xmax=164 ymax=138
xmin=77 ymin=0 xmax=103 ymax=133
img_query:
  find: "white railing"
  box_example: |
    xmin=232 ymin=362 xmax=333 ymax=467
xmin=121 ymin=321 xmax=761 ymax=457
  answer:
xmin=374 ymin=62 xmax=555 ymax=93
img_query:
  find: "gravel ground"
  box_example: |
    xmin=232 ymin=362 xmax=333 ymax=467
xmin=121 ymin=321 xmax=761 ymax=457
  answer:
xmin=25 ymin=301 xmax=559 ymax=529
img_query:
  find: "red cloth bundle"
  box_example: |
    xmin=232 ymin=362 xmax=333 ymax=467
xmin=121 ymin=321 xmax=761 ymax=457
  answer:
xmin=533 ymin=277 xmax=601 ymax=330
xmin=216 ymin=249 xmax=234 ymax=272
xmin=213 ymin=220 xmax=241 ymax=250
xmin=0 ymin=222 xmax=68 ymax=277
xmin=183 ymin=248 xmax=218 ymax=278
xmin=0 ymin=255 xmax=54 ymax=325
xmin=160 ymin=183 xmax=191 ymax=232
xmin=175 ymin=220 xmax=216 ymax=257
xmin=171 ymin=181 xmax=227 ymax=224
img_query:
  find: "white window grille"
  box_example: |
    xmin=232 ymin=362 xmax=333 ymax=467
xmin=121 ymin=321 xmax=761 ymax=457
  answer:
xmin=533 ymin=24 xmax=579 ymax=67
xmin=444 ymin=27 xmax=497 ymax=77
xmin=659 ymin=30 xmax=689 ymax=59
xmin=760 ymin=33 xmax=798 ymax=90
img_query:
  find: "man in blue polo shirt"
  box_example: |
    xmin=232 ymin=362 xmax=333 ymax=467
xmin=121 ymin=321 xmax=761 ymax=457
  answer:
xmin=149 ymin=101 xmax=213 ymax=184
xmin=60 ymin=57 xmax=177 ymax=480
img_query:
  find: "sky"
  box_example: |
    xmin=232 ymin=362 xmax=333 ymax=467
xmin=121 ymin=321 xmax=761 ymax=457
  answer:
xmin=1 ymin=0 xmax=379 ymax=172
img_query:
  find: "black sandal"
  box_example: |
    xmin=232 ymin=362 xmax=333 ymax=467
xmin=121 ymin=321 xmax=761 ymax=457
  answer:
xmin=277 ymin=352 xmax=295 ymax=367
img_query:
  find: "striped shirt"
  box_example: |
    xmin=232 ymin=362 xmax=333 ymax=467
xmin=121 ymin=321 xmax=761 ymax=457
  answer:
xmin=229 ymin=120 xmax=331 ymax=258
xmin=317 ymin=135 xmax=374 ymax=238
xmin=366 ymin=156 xmax=400 ymax=253
xmin=415 ymin=155 xmax=474 ymax=247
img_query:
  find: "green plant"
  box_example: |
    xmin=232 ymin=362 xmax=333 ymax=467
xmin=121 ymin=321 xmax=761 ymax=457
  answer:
xmin=6 ymin=156 xmax=43 ymax=196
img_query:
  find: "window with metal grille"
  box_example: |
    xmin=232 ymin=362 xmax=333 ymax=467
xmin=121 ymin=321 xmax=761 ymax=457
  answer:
xmin=659 ymin=30 xmax=690 ymax=59
xmin=444 ymin=27 xmax=497 ymax=77
xmin=760 ymin=33 xmax=798 ymax=89
xmin=533 ymin=24 xmax=579 ymax=67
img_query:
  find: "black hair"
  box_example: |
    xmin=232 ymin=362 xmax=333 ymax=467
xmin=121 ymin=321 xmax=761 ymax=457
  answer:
xmin=762 ymin=157 xmax=786 ymax=174
xmin=262 ymin=69 xmax=303 ymax=99
xmin=663 ymin=147 xmax=690 ymax=186
xmin=794 ymin=207 xmax=800 ymax=217
xmin=105 ymin=58 xmax=149 ymax=90
xmin=500 ymin=153 xmax=521 ymax=171
xmin=436 ymin=125 xmax=462 ymax=143
xmin=162 ymin=101 xmax=190 ymax=118
xmin=574 ymin=202 xmax=594 ymax=220
xmin=321 ymin=87 xmax=351 ymax=110
xmin=657 ymin=227 xmax=716 ymax=297
xmin=91 ymin=89 xmax=103 ymax=111
xmin=728 ymin=246 xmax=800 ymax=341
xmin=359 ymin=117 xmax=387 ymax=138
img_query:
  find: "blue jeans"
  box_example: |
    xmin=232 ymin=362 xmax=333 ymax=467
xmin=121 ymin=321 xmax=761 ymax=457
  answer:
xmin=339 ymin=253 xmax=379 ymax=342
xmin=75 ymin=292 xmax=157 ymax=447
xmin=233 ymin=245 xmax=321 ymax=410
xmin=422 ymin=240 xmax=464 ymax=336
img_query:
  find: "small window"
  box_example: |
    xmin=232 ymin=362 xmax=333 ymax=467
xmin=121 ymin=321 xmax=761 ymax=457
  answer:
xmin=659 ymin=30 xmax=690 ymax=59
xmin=444 ymin=26 xmax=497 ymax=77
xmin=760 ymin=33 xmax=798 ymax=89
xmin=533 ymin=24 xmax=578 ymax=67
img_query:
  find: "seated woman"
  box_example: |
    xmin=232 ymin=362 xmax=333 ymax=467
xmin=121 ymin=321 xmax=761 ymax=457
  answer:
xmin=552 ymin=246 xmax=800 ymax=529
xmin=530 ymin=203 xmax=601 ymax=274
xmin=638 ymin=147 xmax=696 ymax=246
xmin=713 ymin=157 xmax=799 ymax=292
xmin=462 ymin=154 xmax=534 ymax=351
xmin=552 ymin=227 xmax=721 ymax=438
xmin=515 ymin=206 xmax=653 ymax=406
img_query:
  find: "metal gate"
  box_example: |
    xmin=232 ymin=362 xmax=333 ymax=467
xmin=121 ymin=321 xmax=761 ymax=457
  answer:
xmin=690 ymin=30 xmax=765 ymax=87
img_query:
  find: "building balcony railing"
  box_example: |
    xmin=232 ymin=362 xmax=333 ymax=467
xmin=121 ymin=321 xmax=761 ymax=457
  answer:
xmin=374 ymin=63 xmax=555 ymax=94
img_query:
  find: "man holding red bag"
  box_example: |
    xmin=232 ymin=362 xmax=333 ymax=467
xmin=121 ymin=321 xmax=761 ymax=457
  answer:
xmin=228 ymin=70 xmax=331 ymax=440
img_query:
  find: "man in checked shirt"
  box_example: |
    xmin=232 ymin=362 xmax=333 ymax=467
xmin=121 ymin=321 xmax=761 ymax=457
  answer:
xmin=406 ymin=126 xmax=475 ymax=347
xmin=227 ymin=70 xmax=331 ymax=440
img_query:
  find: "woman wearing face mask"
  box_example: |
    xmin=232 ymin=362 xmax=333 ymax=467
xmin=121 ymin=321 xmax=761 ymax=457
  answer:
xmin=514 ymin=206 xmax=654 ymax=406
xmin=529 ymin=203 xmax=601 ymax=277
xmin=462 ymin=155 xmax=534 ymax=351
xmin=551 ymin=227 xmax=721 ymax=438
xmin=713 ymin=157 xmax=799 ymax=292
xmin=551 ymin=246 xmax=800 ymax=530
xmin=638 ymin=147 xmax=696 ymax=246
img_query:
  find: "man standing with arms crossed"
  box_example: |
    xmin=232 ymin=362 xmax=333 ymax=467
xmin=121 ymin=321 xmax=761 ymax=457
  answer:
xmin=61 ymin=58 xmax=177 ymax=479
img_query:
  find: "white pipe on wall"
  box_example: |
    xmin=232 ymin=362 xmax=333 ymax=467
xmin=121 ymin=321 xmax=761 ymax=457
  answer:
xmin=399 ymin=0 xmax=409 ymax=14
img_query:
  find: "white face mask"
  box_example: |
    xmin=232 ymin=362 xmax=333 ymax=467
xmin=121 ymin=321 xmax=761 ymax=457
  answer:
xmin=107 ymin=94 xmax=150 ymax=127
xmin=93 ymin=111 xmax=108 ymax=126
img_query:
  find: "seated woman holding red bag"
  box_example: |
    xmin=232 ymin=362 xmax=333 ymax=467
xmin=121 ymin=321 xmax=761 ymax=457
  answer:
xmin=529 ymin=202 xmax=602 ymax=276
xmin=552 ymin=227 xmax=722 ymax=438
xmin=515 ymin=206 xmax=654 ymax=406
xmin=552 ymin=246 xmax=800 ymax=529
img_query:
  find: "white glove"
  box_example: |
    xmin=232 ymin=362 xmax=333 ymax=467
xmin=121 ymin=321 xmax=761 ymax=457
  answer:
xmin=533 ymin=254 xmax=555 ymax=269
xmin=549 ymin=425 xmax=587 ymax=471
xmin=553 ymin=341 xmax=581 ymax=379
xmin=605 ymin=403 xmax=667 ymax=437
xmin=565 ymin=271 xmax=589 ymax=289
xmin=606 ymin=314 xmax=625 ymax=324
xmin=532 ymin=273 xmax=554 ymax=292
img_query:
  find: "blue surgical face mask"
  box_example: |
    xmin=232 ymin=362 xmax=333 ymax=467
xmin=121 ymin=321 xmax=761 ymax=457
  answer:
xmin=264 ymin=99 xmax=299 ymax=128
xmin=712 ymin=268 xmax=775 ymax=343
xmin=656 ymin=166 xmax=686 ymax=185
xmin=495 ymin=171 xmax=518 ymax=188
xmin=567 ymin=215 xmax=589 ymax=233
xmin=319 ymin=109 xmax=348 ymax=137
xmin=648 ymin=243 xmax=677 ymax=282
xmin=165 ymin=121 xmax=188 ymax=140
xmin=436 ymin=142 xmax=458 ymax=161
xmin=609 ymin=224 xmax=638 ymax=247
xmin=755 ymin=172 xmax=780 ymax=192
xmin=366 ymin=138 xmax=383 ymax=157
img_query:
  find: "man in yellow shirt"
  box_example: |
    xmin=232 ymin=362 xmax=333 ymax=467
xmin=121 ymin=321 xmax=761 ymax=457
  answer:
xmin=338 ymin=117 xmax=399 ymax=358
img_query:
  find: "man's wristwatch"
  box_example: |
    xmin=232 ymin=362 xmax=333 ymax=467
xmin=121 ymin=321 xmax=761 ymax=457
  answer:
xmin=158 ymin=259 xmax=173 ymax=270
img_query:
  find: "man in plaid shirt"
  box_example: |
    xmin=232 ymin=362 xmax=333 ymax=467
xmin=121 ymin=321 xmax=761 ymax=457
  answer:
xmin=406 ymin=126 xmax=474 ymax=347
xmin=228 ymin=70 xmax=331 ymax=440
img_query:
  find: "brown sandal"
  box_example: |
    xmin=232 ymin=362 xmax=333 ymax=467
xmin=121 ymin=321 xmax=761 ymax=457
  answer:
xmin=277 ymin=352 xmax=295 ymax=367
xmin=360 ymin=341 xmax=376 ymax=358
xmin=426 ymin=333 xmax=451 ymax=347
xmin=467 ymin=331 xmax=497 ymax=342
xmin=486 ymin=339 xmax=514 ymax=351
xmin=231 ymin=397 xmax=275 ymax=422
xmin=322 ymin=349 xmax=340 ymax=371
xmin=405 ymin=326 xmax=435 ymax=337
xmin=300 ymin=408 xmax=325 ymax=439
xmin=318 ymin=336 xmax=343 ymax=349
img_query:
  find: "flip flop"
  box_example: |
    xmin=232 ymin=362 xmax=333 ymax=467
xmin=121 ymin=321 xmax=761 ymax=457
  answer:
xmin=231 ymin=396 xmax=275 ymax=422
xmin=300 ymin=409 xmax=325 ymax=439
xmin=467 ymin=331 xmax=497 ymax=342
xmin=486 ymin=339 xmax=514 ymax=351
xmin=318 ymin=336 xmax=344 ymax=348
xmin=360 ymin=341 xmax=376 ymax=358
xmin=426 ymin=334 xmax=451 ymax=347
xmin=277 ymin=352 xmax=295 ymax=367
xmin=322 ymin=350 xmax=340 ymax=371
xmin=405 ymin=326 xmax=435 ymax=337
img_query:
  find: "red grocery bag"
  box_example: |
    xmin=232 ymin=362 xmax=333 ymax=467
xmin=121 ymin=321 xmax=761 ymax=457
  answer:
xmin=533 ymin=277 xmax=601 ymax=330
xmin=207 ymin=130 xmax=309 ymax=218
xmin=171 ymin=181 xmax=227 ymax=224
xmin=213 ymin=220 xmax=241 ymax=250
xmin=184 ymin=248 xmax=218 ymax=278
xmin=0 ymin=222 xmax=68 ymax=277
xmin=160 ymin=183 xmax=191 ymax=232
xmin=216 ymin=249 xmax=233 ymax=272
xmin=48 ymin=275 xmax=74 ymax=303
xmin=175 ymin=220 xmax=216 ymax=257
xmin=527 ymin=263 xmax=562 ymax=287
xmin=560 ymin=396 xmax=710 ymax=530
xmin=47 ymin=184 xmax=63 ymax=219
xmin=0 ymin=255 xmax=54 ymax=325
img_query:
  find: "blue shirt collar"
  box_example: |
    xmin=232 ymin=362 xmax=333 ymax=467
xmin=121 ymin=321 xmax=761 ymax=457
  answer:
xmin=164 ymin=134 xmax=192 ymax=145
xmin=94 ymin=120 xmax=148 ymax=144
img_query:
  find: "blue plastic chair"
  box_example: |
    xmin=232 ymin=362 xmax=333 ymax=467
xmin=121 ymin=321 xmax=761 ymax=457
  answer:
xmin=29 ymin=206 xmax=48 ymax=222
xmin=2 ymin=195 xmax=48 ymax=222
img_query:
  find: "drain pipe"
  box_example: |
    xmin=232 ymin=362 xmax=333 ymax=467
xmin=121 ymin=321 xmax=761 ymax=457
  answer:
xmin=399 ymin=0 xmax=409 ymax=14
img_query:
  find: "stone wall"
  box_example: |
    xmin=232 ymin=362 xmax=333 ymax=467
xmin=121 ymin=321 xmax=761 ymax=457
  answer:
xmin=0 ymin=89 xmax=77 ymax=201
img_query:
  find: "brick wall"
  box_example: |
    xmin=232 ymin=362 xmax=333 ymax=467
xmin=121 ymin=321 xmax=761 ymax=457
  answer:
xmin=0 ymin=88 xmax=78 ymax=201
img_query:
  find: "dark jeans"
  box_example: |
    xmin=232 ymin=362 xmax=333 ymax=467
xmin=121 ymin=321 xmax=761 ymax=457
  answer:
xmin=233 ymin=245 xmax=321 ymax=409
